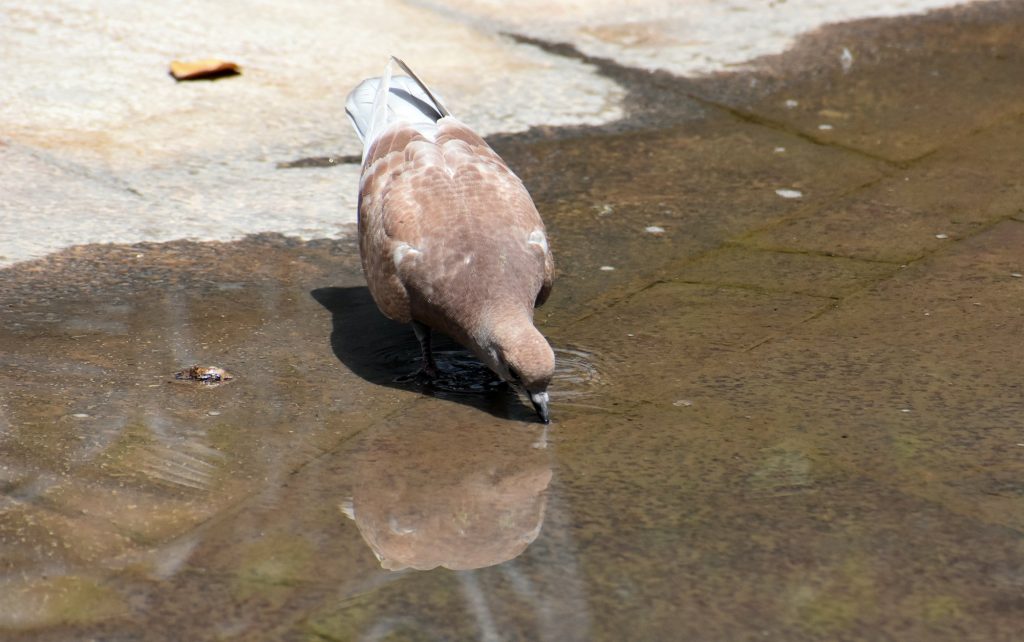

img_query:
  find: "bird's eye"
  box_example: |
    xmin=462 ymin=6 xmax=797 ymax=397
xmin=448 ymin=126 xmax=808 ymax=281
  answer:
xmin=508 ymin=366 xmax=522 ymax=383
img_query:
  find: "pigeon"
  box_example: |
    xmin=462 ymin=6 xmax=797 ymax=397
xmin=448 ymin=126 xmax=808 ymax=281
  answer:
xmin=344 ymin=58 xmax=555 ymax=423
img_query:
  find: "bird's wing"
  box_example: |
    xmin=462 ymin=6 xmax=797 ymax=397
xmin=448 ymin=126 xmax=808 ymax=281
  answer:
xmin=432 ymin=121 xmax=554 ymax=307
xmin=360 ymin=118 xmax=552 ymax=324
xmin=349 ymin=58 xmax=450 ymax=323
xmin=357 ymin=125 xmax=431 ymax=323
xmin=536 ymin=247 xmax=555 ymax=308
xmin=352 ymin=60 xmax=551 ymax=324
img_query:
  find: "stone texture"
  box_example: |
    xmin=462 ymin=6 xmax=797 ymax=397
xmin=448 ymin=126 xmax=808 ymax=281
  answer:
xmin=673 ymin=246 xmax=895 ymax=298
xmin=738 ymin=113 xmax=1024 ymax=262
xmin=686 ymin=0 xmax=1024 ymax=163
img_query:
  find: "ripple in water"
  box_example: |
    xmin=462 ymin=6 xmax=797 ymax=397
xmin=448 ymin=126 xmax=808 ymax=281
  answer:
xmin=549 ymin=346 xmax=607 ymax=411
xmin=395 ymin=348 xmax=505 ymax=396
xmin=379 ymin=341 xmax=606 ymax=406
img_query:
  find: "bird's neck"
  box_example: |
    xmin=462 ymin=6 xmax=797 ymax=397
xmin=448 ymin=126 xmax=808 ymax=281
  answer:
xmin=467 ymin=306 xmax=536 ymax=375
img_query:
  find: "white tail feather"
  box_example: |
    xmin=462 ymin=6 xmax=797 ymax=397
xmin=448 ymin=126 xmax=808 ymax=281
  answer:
xmin=391 ymin=56 xmax=450 ymax=119
xmin=345 ymin=58 xmax=451 ymax=160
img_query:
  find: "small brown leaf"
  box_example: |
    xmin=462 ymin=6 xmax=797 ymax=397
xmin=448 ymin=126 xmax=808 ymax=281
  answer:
xmin=170 ymin=59 xmax=241 ymax=81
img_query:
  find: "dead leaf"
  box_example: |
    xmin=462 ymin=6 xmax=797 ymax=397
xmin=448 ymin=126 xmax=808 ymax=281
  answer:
xmin=170 ymin=59 xmax=241 ymax=81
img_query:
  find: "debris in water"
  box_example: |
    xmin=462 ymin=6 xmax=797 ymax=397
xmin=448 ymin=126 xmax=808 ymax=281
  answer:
xmin=673 ymin=399 xmax=693 ymax=407
xmin=600 ymin=265 xmax=616 ymax=271
xmin=645 ymin=226 xmax=666 ymax=234
xmin=170 ymin=59 xmax=241 ymax=81
xmin=819 ymin=109 xmax=848 ymax=119
xmin=840 ymin=47 xmax=854 ymax=73
xmin=818 ymin=124 xmax=834 ymax=130
xmin=71 ymin=413 xmax=90 ymax=418
xmin=900 ymin=408 xmax=912 ymax=413
xmin=773 ymin=146 xmax=786 ymax=153
xmin=175 ymin=365 xmax=234 ymax=384
xmin=775 ymin=189 xmax=803 ymax=199
xmin=784 ymin=99 xmax=799 ymax=108
xmin=935 ymin=233 xmax=949 ymax=239
xmin=1011 ymin=272 xmax=1023 ymax=278
xmin=277 ymin=154 xmax=360 ymax=169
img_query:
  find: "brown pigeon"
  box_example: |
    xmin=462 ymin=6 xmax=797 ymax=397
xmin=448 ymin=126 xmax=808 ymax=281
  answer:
xmin=345 ymin=58 xmax=555 ymax=422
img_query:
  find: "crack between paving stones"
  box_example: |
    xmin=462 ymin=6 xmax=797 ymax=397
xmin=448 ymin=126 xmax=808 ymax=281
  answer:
xmin=12 ymin=140 xmax=146 ymax=198
xmin=684 ymin=94 xmax=912 ymax=168
xmin=717 ymin=243 xmax=906 ymax=265
xmin=672 ymin=279 xmax=842 ymax=300
xmin=504 ymin=33 xmax=911 ymax=167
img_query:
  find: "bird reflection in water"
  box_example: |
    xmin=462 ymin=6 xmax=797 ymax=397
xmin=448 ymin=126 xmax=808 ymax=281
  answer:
xmin=340 ymin=420 xmax=552 ymax=571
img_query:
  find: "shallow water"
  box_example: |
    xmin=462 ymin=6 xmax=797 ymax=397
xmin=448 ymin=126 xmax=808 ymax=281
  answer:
xmin=3 ymin=4 xmax=1024 ymax=640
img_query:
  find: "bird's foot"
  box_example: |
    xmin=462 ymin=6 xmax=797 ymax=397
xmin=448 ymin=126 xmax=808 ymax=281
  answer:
xmin=418 ymin=362 xmax=440 ymax=382
xmin=396 ymin=362 xmax=440 ymax=384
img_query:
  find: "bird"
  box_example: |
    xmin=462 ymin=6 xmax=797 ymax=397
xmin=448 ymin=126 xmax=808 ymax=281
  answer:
xmin=344 ymin=57 xmax=555 ymax=423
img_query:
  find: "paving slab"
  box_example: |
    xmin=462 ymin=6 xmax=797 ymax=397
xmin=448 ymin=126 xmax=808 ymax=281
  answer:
xmin=738 ymin=112 xmax=1024 ymax=262
xmin=0 ymin=0 xmax=623 ymax=266
xmin=422 ymin=0 xmax=986 ymax=78
xmin=541 ymin=216 xmax=1024 ymax=642
xmin=673 ymin=246 xmax=896 ymax=298
xmin=728 ymin=221 xmax=1024 ymax=526
xmin=685 ymin=0 xmax=1024 ymax=163
xmin=496 ymin=112 xmax=883 ymax=324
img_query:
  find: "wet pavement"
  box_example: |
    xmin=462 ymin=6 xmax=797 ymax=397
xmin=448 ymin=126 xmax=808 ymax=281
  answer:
xmin=3 ymin=1 xmax=1024 ymax=640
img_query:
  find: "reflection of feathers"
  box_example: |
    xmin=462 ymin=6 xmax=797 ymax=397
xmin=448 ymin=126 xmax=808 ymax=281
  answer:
xmin=345 ymin=57 xmax=451 ymax=159
xmin=338 ymin=498 xmax=355 ymax=520
xmin=345 ymin=420 xmax=554 ymax=571
xmin=137 ymin=440 xmax=223 ymax=491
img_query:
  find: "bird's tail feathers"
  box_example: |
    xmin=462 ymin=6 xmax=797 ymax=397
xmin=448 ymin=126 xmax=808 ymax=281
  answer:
xmin=345 ymin=57 xmax=451 ymax=160
xmin=391 ymin=57 xmax=450 ymax=119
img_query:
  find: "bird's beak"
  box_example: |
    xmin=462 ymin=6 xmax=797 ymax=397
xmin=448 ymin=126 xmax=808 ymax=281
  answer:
xmin=530 ymin=391 xmax=551 ymax=424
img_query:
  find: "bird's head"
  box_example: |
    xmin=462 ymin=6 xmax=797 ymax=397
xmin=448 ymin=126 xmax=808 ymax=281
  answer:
xmin=486 ymin=319 xmax=555 ymax=423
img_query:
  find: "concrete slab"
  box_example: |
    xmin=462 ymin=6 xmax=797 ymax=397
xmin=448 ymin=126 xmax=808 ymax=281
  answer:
xmin=685 ymin=1 xmax=1024 ymax=162
xmin=737 ymin=112 xmax=1024 ymax=262
xmin=672 ymin=247 xmax=895 ymax=298
xmin=689 ymin=220 xmax=1024 ymax=533
xmin=0 ymin=0 xmax=623 ymax=266
xmin=496 ymin=112 xmax=884 ymax=324
xmin=0 ymin=0 xmax=985 ymax=267
xmin=422 ymin=0 xmax=985 ymax=78
xmin=543 ymin=210 xmax=1024 ymax=642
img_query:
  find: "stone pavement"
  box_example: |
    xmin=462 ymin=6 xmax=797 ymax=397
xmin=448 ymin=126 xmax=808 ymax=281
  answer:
xmin=0 ymin=0 xmax=980 ymax=266
xmin=514 ymin=4 xmax=1024 ymax=637
xmin=1 ymin=1 xmax=1023 ymax=640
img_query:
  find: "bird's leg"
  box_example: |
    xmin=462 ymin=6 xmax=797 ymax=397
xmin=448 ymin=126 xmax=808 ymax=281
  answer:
xmin=412 ymin=321 xmax=439 ymax=380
